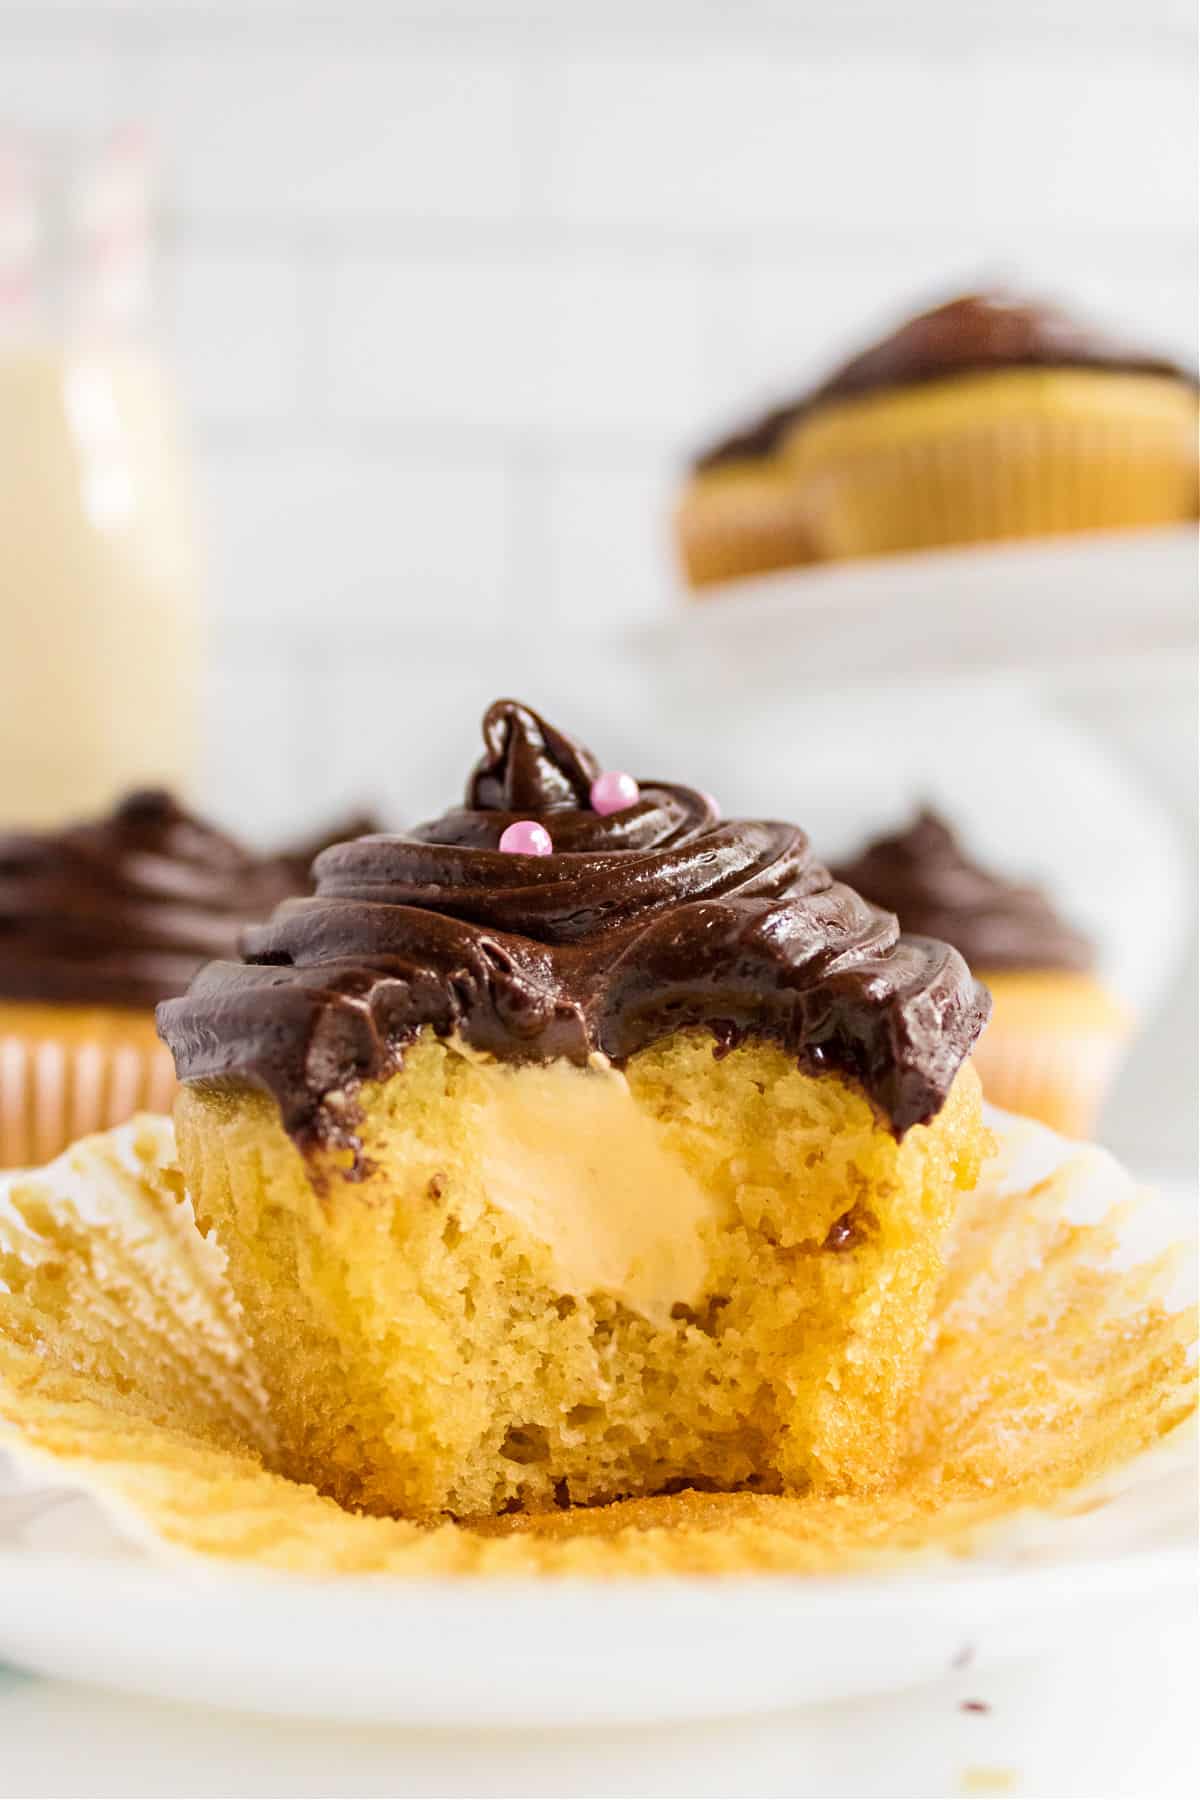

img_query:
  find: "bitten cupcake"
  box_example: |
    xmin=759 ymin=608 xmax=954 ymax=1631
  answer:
xmin=678 ymin=291 xmax=1199 ymax=587
xmin=159 ymin=700 xmax=990 ymax=1522
xmin=834 ymin=809 xmax=1130 ymax=1138
xmin=0 ymin=791 xmax=347 ymax=1168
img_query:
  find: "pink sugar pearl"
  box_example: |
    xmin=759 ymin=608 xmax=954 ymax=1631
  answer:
xmin=589 ymin=770 xmax=640 ymax=816
xmin=498 ymin=819 xmax=553 ymax=857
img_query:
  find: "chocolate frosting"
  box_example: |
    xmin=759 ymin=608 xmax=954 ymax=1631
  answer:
xmin=158 ymin=702 xmax=990 ymax=1145
xmin=271 ymin=811 xmax=386 ymax=895
xmin=696 ymin=291 xmax=1198 ymax=469
xmin=833 ymin=810 xmax=1094 ymax=976
xmin=0 ymin=791 xmax=328 ymax=1012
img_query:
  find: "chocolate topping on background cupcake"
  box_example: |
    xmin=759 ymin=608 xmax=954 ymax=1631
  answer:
xmin=833 ymin=809 xmax=1095 ymax=976
xmin=696 ymin=291 xmax=1199 ymax=470
xmin=158 ymin=700 xmax=990 ymax=1143
xmin=0 ymin=790 xmax=350 ymax=1012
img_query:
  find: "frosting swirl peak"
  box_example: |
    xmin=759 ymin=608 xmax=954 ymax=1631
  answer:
xmin=469 ymin=698 xmax=600 ymax=812
xmin=159 ymin=704 xmax=990 ymax=1143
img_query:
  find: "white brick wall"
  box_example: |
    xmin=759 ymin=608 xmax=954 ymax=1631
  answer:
xmin=167 ymin=245 xmax=311 ymax=425
xmin=0 ymin=0 xmax=1195 ymax=834
xmin=197 ymin=445 xmax=516 ymax=632
xmin=146 ymin=41 xmax=529 ymax=226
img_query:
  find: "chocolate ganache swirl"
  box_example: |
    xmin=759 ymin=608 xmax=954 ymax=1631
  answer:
xmin=270 ymin=810 xmax=386 ymax=895
xmin=833 ymin=810 xmax=1093 ymax=976
xmin=0 ymin=791 xmax=319 ymax=1011
xmin=696 ymin=291 xmax=1199 ymax=469
xmin=158 ymin=702 xmax=990 ymax=1142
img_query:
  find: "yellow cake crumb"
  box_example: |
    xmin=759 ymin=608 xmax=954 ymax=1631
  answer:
xmin=173 ymin=1031 xmax=986 ymax=1519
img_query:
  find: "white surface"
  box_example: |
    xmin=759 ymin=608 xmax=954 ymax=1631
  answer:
xmin=0 ymin=1616 xmax=1197 ymax=1800
xmin=652 ymin=527 xmax=1198 ymax=692
xmin=0 ymin=1514 xmax=1193 ymax=1732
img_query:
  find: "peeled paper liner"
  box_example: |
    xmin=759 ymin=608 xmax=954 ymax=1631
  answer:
xmin=0 ymin=1108 xmax=1195 ymax=1579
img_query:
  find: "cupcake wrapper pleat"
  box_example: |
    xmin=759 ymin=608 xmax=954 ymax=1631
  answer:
xmin=0 ymin=1031 xmax=176 ymax=1169
xmin=970 ymin=1025 xmax=1128 ymax=1141
xmin=796 ymin=414 xmax=1198 ymax=561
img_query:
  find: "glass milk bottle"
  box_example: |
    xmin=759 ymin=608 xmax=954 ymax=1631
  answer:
xmin=0 ymin=129 xmax=201 ymax=826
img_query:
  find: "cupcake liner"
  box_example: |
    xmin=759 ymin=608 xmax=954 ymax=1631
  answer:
xmin=676 ymin=470 xmax=821 ymax=589
xmin=801 ymin=421 xmax=1195 ymax=562
xmin=0 ymin=1020 xmax=176 ymax=1170
xmin=680 ymin=370 xmax=1199 ymax=581
xmin=0 ymin=1109 xmax=1193 ymax=1578
xmin=970 ymin=1021 xmax=1129 ymax=1140
xmin=781 ymin=373 xmax=1198 ymax=562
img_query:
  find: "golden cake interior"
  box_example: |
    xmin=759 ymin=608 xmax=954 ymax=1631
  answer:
xmin=174 ymin=1030 xmax=985 ymax=1520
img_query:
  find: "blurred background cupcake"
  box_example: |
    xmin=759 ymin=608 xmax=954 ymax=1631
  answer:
xmin=833 ymin=809 xmax=1132 ymax=1138
xmin=0 ymin=791 xmax=373 ymax=1167
xmin=678 ymin=291 xmax=1199 ymax=587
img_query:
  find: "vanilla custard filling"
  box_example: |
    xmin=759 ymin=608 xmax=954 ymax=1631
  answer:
xmin=455 ymin=1047 xmax=726 ymax=1326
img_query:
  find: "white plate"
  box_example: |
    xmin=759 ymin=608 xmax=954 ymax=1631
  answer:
xmin=0 ymin=1520 xmax=1192 ymax=1729
xmin=646 ymin=525 xmax=1198 ymax=692
xmin=1 ymin=1181 xmax=1195 ymax=1727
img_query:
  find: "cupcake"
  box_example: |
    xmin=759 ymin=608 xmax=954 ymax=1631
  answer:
xmin=0 ymin=790 xmax=347 ymax=1168
xmin=158 ymin=700 xmax=990 ymax=1521
xmin=834 ymin=810 xmax=1130 ymax=1138
xmin=678 ymin=291 xmax=1199 ymax=586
